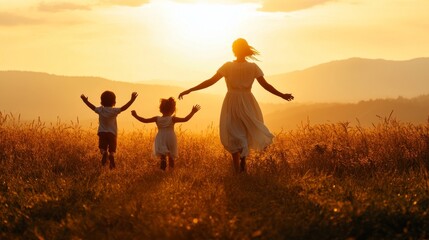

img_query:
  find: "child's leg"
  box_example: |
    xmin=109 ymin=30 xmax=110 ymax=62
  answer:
xmin=168 ymin=155 xmax=175 ymax=169
xmin=160 ymin=155 xmax=167 ymax=170
xmin=107 ymin=133 xmax=117 ymax=169
xmin=100 ymin=149 xmax=108 ymax=166
xmin=109 ymin=152 xmax=116 ymax=169
xmin=98 ymin=132 xmax=109 ymax=166
xmin=240 ymin=157 xmax=246 ymax=173
xmin=232 ymin=152 xmax=240 ymax=174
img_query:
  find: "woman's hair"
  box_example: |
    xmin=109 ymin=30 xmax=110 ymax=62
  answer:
xmin=159 ymin=97 xmax=176 ymax=115
xmin=100 ymin=91 xmax=116 ymax=107
xmin=232 ymin=38 xmax=260 ymax=61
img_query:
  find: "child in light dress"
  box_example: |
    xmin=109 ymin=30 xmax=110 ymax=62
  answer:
xmin=179 ymin=38 xmax=294 ymax=174
xmin=131 ymin=97 xmax=200 ymax=170
xmin=81 ymin=91 xmax=138 ymax=169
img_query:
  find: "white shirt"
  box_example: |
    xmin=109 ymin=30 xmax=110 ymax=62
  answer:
xmin=94 ymin=106 xmax=122 ymax=135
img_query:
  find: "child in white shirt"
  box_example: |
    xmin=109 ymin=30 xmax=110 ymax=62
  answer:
xmin=81 ymin=91 xmax=138 ymax=169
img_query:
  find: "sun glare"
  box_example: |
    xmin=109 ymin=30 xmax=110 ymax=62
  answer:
xmin=159 ymin=2 xmax=249 ymax=55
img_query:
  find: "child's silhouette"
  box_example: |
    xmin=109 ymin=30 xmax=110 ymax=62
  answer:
xmin=81 ymin=91 xmax=138 ymax=169
xmin=179 ymin=38 xmax=294 ymax=174
xmin=131 ymin=97 xmax=200 ymax=170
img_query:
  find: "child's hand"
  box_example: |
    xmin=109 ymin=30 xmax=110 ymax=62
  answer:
xmin=131 ymin=92 xmax=138 ymax=100
xmin=131 ymin=110 xmax=137 ymax=117
xmin=282 ymin=93 xmax=294 ymax=101
xmin=80 ymin=94 xmax=88 ymax=101
xmin=192 ymin=105 xmax=201 ymax=113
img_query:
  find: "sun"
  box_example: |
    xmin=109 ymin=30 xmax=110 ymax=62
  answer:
xmin=158 ymin=2 xmax=251 ymax=55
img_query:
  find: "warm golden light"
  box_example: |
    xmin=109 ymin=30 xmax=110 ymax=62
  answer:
xmin=158 ymin=2 xmax=248 ymax=56
xmin=1 ymin=0 xmax=428 ymax=84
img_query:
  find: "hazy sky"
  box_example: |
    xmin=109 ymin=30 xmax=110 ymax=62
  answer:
xmin=1 ymin=0 xmax=428 ymax=83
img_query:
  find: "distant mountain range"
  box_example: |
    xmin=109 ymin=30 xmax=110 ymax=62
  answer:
xmin=254 ymin=57 xmax=429 ymax=103
xmin=0 ymin=71 xmax=223 ymax=131
xmin=1 ymin=57 xmax=429 ymax=131
xmin=264 ymin=95 xmax=429 ymax=130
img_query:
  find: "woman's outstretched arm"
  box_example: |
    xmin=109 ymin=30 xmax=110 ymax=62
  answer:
xmin=178 ymin=73 xmax=223 ymax=100
xmin=131 ymin=110 xmax=157 ymax=123
xmin=256 ymin=76 xmax=294 ymax=101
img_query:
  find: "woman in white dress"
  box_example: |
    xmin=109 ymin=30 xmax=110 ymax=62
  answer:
xmin=131 ymin=97 xmax=201 ymax=170
xmin=178 ymin=38 xmax=294 ymax=174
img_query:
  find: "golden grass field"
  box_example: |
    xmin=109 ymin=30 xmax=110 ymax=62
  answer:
xmin=1 ymin=112 xmax=429 ymax=239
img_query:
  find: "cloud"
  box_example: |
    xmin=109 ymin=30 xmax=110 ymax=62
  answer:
xmin=98 ymin=0 xmax=151 ymax=7
xmin=38 ymin=2 xmax=92 ymax=12
xmin=0 ymin=12 xmax=41 ymax=26
xmin=258 ymin=0 xmax=337 ymax=12
xmin=168 ymin=0 xmax=337 ymax=12
xmin=173 ymin=0 xmax=247 ymax=3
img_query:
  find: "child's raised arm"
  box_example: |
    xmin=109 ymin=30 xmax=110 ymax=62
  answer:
xmin=120 ymin=92 xmax=138 ymax=111
xmin=173 ymin=105 xmax=201 ymax=123
xmin=81 ymin=94 xmax=96 ymax=111
xmin=131 ymin=110 xmax=157 ymax=123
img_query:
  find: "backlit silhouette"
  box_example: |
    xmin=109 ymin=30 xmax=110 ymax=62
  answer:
xmin=179 ymin=38 xmax=294 ymax=174
xmin=81 ymin=91 xmax=138 ymax=169
xmin=131 ymin=97 xmax=200 ymax=170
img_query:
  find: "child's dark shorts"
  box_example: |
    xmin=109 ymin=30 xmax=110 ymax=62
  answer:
xmin=98 ymin=132 xmax=117 ymax=153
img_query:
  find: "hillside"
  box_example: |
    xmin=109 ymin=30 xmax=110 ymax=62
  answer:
xmin=2 ymin=57 xmax=429 ymax=132
xmin=265 ymin=95 xmax=429 ymax=130
xmin=254 ymin=57 xmax=429 ymax=103
xmin=0 ymin=71 xmax=224 ymax=131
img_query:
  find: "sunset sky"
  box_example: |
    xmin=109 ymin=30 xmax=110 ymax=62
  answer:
xmin=1 ymin=0 xmax=428 ymax=84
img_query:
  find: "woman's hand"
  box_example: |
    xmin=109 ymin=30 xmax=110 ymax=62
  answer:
xmin=282 ymin=93 xmax=294 ymax=101
xmin=178 ymin=90 xmax=190 ymax=100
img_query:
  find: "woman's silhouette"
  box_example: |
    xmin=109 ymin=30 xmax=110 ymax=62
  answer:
xmin=179 ymin=38 xmax=293 ymax=174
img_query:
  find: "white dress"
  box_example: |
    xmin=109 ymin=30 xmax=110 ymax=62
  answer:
xmin=217 ymin=61 xmax=274 ymax=157
xmin=154 ymin=116 xmax=178 ymax=158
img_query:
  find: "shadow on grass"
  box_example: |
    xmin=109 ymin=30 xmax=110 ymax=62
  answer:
xmin=70 ymin=168 xmax=167 ymax=239
xmin=222 ymin=171 xmax=429 ymax=240
xmin=222 ymin=172 xmax=353 ymax=240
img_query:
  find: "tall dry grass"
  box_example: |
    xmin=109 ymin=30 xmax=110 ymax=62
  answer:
xmin=1 ymin=112 xmax=429 ymax=239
